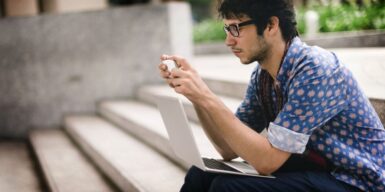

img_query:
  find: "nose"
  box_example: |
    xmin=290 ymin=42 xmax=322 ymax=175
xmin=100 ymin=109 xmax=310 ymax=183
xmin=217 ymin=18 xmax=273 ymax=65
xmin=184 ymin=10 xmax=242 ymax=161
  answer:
xmin=225 ymin=33 xmax=236 ymax=47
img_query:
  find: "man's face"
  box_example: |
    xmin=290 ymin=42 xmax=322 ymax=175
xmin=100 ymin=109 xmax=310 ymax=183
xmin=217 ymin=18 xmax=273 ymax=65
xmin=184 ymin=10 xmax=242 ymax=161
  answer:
xmin=223 ymin=16 xmax=270 ymax=65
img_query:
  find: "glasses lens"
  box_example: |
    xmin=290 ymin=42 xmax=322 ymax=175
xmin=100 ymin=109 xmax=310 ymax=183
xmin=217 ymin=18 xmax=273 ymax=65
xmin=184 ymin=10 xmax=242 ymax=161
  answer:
xmin=229 ymin=25 xmax=239 ymax=37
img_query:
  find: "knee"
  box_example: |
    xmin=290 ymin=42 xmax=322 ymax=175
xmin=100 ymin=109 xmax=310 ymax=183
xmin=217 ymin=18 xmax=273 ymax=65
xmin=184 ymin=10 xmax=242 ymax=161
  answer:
xmin=209 ymin=175 xmax=235 ymax=192
xmin=180 ymin=166 xmax=209 ymax=192
xmin=209 ymin=175 xmax=267 ymax=192
xmin=184 ymin=166 xmax=206 ymax=182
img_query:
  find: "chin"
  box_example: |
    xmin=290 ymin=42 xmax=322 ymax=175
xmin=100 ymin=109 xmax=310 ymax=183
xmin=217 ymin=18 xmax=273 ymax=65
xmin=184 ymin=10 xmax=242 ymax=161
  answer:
xmin=239 ymin=57 xmax=254 ymax=65
xmin=240 ymin=61 xmax=252 ymax=65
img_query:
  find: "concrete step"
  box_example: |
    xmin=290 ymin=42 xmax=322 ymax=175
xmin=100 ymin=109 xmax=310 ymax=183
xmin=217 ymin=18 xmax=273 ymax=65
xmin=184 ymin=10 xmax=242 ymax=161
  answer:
xmin=136 ymin=84 xmax=241 ymax=124
xmin=98 ymin=99 xmax=222 ymax=169
xmin=0 ymin=141 xmax=41 ymax=192
xmin=64 ymin=115 xmax=185 ymax=192
xmin=29 ymin=129 xmax=116 ymax=192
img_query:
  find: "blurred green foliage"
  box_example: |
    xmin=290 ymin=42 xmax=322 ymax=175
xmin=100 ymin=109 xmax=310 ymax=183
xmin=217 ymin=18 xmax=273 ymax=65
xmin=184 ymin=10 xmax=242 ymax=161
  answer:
xmin=193 ymin=3 xmax=385 ymax=43
xmin=306 ymin=3 xmax=385 ymax=32
xmin=193 ymin=19 xmax=225 ymax=43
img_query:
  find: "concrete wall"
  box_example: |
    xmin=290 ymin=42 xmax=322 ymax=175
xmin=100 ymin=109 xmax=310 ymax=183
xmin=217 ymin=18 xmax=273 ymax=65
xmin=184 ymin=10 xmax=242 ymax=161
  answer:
xmin=0 ymin=2 xmax=193 ymax=138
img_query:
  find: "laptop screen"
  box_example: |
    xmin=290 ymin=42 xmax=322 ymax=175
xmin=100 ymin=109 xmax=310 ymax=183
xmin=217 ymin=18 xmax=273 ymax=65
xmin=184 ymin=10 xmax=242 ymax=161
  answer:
xmin=156 ymin=95 xmax=206 ymax=169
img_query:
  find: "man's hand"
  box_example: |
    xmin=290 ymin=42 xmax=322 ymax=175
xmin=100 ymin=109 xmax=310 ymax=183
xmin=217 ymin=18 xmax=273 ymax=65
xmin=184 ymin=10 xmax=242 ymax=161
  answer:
xmin=158 ymin=54 xmax=214 ymax=105
xmin=158 ymin=55 xmax=173 ymax=80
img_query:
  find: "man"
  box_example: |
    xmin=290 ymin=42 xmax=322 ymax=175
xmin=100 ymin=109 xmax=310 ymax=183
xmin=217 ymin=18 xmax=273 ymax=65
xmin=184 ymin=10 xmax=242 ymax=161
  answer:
xmin=158 ymin=0 xmax=384 ymax=191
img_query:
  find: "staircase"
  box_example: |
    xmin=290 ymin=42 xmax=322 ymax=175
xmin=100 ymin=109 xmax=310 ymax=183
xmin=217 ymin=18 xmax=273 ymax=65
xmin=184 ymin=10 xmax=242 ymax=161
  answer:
xmin=16 ymin=84 xmax=241 ymax=192
xmin=26 ymin=81 xmax=242 ymax=192
xmin=2 ymin=49 xmax=385 ymax=192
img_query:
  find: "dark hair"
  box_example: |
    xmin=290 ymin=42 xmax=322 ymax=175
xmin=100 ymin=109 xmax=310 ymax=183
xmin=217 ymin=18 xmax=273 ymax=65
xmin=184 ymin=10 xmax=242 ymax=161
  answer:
xmin=218 ymin=0 xmax=298 ymax=42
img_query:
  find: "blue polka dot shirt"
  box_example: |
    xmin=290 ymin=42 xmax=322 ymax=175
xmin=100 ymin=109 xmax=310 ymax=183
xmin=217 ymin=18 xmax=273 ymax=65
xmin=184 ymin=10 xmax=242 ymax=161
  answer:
xmin=235 ymin=37 xmax=385 ymax=191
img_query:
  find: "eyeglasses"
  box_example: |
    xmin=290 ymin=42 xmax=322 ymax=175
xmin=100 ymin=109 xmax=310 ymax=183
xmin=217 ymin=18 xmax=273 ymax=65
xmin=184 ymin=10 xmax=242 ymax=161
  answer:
xmin=223 ymin=20 xmax=255 ymax=37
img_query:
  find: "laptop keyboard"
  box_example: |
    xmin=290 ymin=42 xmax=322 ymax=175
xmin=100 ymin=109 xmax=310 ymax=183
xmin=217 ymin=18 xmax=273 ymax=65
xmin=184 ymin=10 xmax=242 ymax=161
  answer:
xmin=203 ymin=158 xmax=239 ymax=172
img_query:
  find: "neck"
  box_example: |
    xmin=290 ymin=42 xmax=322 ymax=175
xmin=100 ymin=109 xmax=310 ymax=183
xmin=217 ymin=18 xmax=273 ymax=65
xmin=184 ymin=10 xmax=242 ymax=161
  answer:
xmin=262 ymin=39 xmax=287 ymax=81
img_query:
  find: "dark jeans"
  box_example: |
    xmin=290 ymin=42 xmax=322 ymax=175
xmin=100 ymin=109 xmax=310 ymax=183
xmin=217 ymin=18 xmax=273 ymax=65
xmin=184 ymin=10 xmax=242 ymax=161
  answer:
xmin=180 ymin=166 xmax=362 ymax=192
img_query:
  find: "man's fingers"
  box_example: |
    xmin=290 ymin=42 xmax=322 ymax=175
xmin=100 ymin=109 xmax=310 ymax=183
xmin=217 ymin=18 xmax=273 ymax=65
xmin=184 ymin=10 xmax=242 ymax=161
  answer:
xmin=160 ymin=54 xmax=194 ymax=72
xmin=160 ymin=54 xmax=171 ymax=60
xmin=166 ymin=78 xmax=178 ymax=88
xmin=158 ymin=63 xmax=169 ymax=72
xmin=159 ymin=67 xmax=171 ymax=79
xmin=159 ymin=54 xmax=194 ymax=89
xmin=168 ymin=55 xmax=191 ymax=70
xmin=169 ymin=78 xmax=187 ymax=88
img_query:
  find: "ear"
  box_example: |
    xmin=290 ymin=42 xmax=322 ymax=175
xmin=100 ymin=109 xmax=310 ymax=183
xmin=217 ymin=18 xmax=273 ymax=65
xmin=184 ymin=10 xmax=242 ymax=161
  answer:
xmin=265 ymin=16 xmax=280 ymax=35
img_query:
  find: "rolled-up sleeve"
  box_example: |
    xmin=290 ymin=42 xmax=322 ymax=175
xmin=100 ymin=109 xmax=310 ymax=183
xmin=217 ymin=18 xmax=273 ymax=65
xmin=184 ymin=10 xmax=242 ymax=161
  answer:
xmin=268 ymin=122 xmax=310 ymax=153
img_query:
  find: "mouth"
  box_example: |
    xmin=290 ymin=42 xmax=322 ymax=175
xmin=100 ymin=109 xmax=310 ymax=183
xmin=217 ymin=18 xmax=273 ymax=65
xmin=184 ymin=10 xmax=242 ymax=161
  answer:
xmin=231 ymin=48 xmax=242 ymax=56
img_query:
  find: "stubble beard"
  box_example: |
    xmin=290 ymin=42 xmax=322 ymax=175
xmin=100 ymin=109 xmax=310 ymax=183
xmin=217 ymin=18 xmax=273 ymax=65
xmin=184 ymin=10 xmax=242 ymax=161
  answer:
xmin=237 ymin=36 xmax=270 ymax=66
xmin=250 ymin=36 xmax=270 ymax=65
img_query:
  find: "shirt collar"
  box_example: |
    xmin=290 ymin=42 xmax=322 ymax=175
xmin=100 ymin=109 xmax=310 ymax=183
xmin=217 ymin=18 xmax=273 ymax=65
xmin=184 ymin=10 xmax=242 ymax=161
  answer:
xmin=275 ymin=37 xmax=303 ymax=91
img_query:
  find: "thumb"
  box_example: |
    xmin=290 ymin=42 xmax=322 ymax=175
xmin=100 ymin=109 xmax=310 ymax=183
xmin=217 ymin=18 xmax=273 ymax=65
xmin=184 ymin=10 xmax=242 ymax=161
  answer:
xmin=169 ymin=55 xmax=192 ymax=71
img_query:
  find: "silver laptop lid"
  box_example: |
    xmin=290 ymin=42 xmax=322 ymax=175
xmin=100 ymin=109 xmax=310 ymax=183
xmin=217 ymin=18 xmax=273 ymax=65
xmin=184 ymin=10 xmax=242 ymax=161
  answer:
xmin=156 ymin=95 xmax=206 ymax=169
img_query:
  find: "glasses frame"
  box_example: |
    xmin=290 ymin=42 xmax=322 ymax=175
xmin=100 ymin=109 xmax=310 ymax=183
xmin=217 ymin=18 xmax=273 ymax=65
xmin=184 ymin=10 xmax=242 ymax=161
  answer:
xmin=223 ymin=20 xmax=255 ymax=37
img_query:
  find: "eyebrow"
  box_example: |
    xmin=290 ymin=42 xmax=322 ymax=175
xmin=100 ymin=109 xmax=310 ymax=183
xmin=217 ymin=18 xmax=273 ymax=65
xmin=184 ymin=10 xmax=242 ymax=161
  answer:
xmin=223 ymin=20 xmax=240 ymax=26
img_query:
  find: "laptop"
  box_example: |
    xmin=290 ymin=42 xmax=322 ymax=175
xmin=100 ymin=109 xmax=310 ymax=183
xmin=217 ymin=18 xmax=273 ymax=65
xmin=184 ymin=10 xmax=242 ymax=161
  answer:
xmin=156 ymin=95 xmax=274 ymax=178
